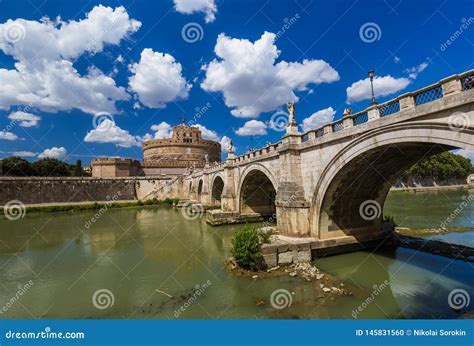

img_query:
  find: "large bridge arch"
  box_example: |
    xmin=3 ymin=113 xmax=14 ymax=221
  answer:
xmin=237 ymin=164 xmax=278 ymax=216
xmin=197 ymin=179 xmax=204 ymax=202
xmin=310 ymin=122 xmax=474 ymax=240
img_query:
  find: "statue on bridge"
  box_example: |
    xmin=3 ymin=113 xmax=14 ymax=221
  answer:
xmin=286 ymin=101 xmax=296 ymax=125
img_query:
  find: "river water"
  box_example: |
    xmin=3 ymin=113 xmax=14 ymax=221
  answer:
xmin=0 ymin=190 xmax=472 ymax=319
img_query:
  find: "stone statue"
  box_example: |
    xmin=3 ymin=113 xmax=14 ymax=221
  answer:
xmin=286 ymin=101 xmax=295 ymax=125
xmin=204 ymin=153 xmax=209 ymax=163
xmin=227 ymin=139 xmax=234 ymax=153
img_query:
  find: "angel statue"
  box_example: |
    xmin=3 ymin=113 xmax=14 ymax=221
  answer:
xmin=226 ymin=139 xmax=234 ymax=153
xmin=286 ymin=101 xmax=295 ymax=124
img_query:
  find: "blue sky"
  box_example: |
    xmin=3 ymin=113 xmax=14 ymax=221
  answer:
xmin=0 ymin=0 xmax=473 ymax=164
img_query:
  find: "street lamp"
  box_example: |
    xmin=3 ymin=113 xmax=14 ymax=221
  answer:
xmin=368 ymin=69 xmax=377 ymax=106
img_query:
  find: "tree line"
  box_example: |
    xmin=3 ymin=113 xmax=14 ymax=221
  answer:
xmin=0 ymin=157 xmax=91 ymax=177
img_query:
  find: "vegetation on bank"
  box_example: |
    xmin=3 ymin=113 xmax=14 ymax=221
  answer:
xmin=401 ymin=152 xmax=473 ymax=182
xmin=230 ymin=225 xmax=273 ymax=271
xmin=0 ymin=157 xmax=90 ymax=177
xmin=24 ymin=198 xmax=179 ymax=214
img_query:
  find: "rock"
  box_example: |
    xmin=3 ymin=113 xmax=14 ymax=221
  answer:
xmin=295 ymin=250 xmax=312 ymax=263
xmin=340 ymin=283 xmax=344 ymax=287
xmin=316 ymin=274 xmax=324 ymax=280
xmin=266 ymin=265 xmax=280 ymax=273
xmin=322 ymin=287 xmax=331 ymax=293
xmin=289 ymin=271 xmax=297 ymax=277
xmin=252 ymin=275 xmax=258 ymax=279
xmin=263 ymin=253 xmax=277 ymax=268
xmin=319 ymin=284 xmax=324 ymax=289
xmin=278 ymin=251 xmax=293 ymax=265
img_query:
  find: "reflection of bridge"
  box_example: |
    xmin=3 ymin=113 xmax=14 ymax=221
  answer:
xmin=181 ymin=71 xmax=474 ymax=249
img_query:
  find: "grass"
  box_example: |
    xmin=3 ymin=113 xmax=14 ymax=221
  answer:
xmin=24 ymin=198 xmax=180 ymax=214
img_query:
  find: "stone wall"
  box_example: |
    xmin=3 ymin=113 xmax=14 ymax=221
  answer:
xmin=0 ymin=177 xmax=184 ymax=205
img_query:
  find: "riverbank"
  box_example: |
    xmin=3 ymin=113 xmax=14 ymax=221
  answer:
xmin=14 ymin=198 xmax=179 ymax=214
xmin=390 ymin=184 xmax=470 ymax=192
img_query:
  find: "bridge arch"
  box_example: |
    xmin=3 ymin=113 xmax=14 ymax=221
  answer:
xmin=210 ymin=174 xmax=225 ymax=207
xmin=310 ymin=122 xmax=474 ymax=240
xmin=197 ymin=179 xmax=204 ymax=202
xmin=238 ymin=164 xmax=278 ymax=216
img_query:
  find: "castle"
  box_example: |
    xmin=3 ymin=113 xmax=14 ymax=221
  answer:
xmin=92 ymin=122 xmax=221 ymax=177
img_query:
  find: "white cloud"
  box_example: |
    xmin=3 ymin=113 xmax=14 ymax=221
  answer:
xmin=129 ymin=48 xmax=191 ymax=109
xmin=201 ymin=32 xmax=339 ymax=118
xmin=346 ymin=75 xmax=410 ymax=103
xmin=0 ymin=6 xmax=140 ymax=115
xmin=302 ymin=107 xmax=336 ymax=132
xmin=220 ymin=135 xmax=234 ymax=153
xmin=455 ymin=149 xmax=474 ymax=163
xmin=173 ymin=0 xmax=217 ymax=23
xmin=150 ymin=122 xmax=173 ymax=139
xmin=195 ymin=124 xmax=220 ymax=141
xmin=235 ymin=120 xmax=267 ymax=136
xmin=38 ymin=146 xmax=67 ymax=160
xmin=84 ymin=119 xmax=141 ymax=147
xmin=10 ymin=151 xmax=36 ymax=157
xmin=0 ymin=131 xmax=18 ymax=140
xmin=404 ymin=62 xmax=429 ymax=79
xmin=8 ymin=111 xmax=40 ymax=127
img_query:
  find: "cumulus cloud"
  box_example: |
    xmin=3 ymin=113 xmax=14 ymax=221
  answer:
xmin=38 ymin=146 xmax=67 ymax=160
xmin=201 ymin=32 xmax=339 ymax=118
xmin=346 ymin=75 xmax=410 ymax=103
xmin=0 ymin=5 xmax=140 ymax=115
xmin=150 ymin=122 xmax=173 ymax=139
xmin=195 ymin=124 xmax=220 ymax=141
xmin=0 ymin=131 xmax=18 ymax=140
xmin=173 ymin=0 xmax=217 ymax=23
xmin=302 ymin=107 xmax=336 ymax=132
xmin=84 ymin=119 xmax=141 ymax=147
xmin=129 ymin=48 xmax=191 ymax=109
xmin=8 ymin=111 xmax=40 ymax=127
xmin=235 ymin=120 xmax=267 ymax=136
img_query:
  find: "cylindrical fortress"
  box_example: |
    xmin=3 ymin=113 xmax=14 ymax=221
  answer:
xmin=142 ymin=124 xmax=221 ymax=169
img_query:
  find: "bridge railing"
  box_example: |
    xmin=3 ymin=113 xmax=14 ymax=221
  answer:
xmin=301 ymin=69 xmax=474 ymax=142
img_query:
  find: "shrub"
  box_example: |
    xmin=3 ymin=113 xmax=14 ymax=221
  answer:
xmin=231 ymin=225 xmax=266 ymax=271
xmin=383 ymin=214 xmax=398 ymax=227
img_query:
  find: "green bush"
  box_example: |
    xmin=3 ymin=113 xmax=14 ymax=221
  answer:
xmin=383 ymin=214 xmax=398 ymax=227
xmin=231 ymin=225 xmax=266 ymax=271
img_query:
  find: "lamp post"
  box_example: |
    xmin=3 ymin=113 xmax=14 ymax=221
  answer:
xmin=368 ymin=69 xmax=377 ymax=106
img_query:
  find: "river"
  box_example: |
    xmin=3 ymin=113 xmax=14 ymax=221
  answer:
xmin=0 ymin=190 xmax=472 ymax=319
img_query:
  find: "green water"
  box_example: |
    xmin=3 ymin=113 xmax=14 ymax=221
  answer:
xmin=0 ymin=190 xmax=472 ymax=319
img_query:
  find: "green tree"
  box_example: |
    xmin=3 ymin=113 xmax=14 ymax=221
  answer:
xmin=32 ymin=158 xmax=70 ymax=177
xmin=0 ymin=157 xmax=35 ymax=176
xmin=403 ymin=152 xmax=473 ymax=181
xmin=73 ymin=160 xmax=82 ymax=176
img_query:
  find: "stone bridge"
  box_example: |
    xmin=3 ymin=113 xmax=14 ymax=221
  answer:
xmin=180 ymin=70 xmax=474 ymax=249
